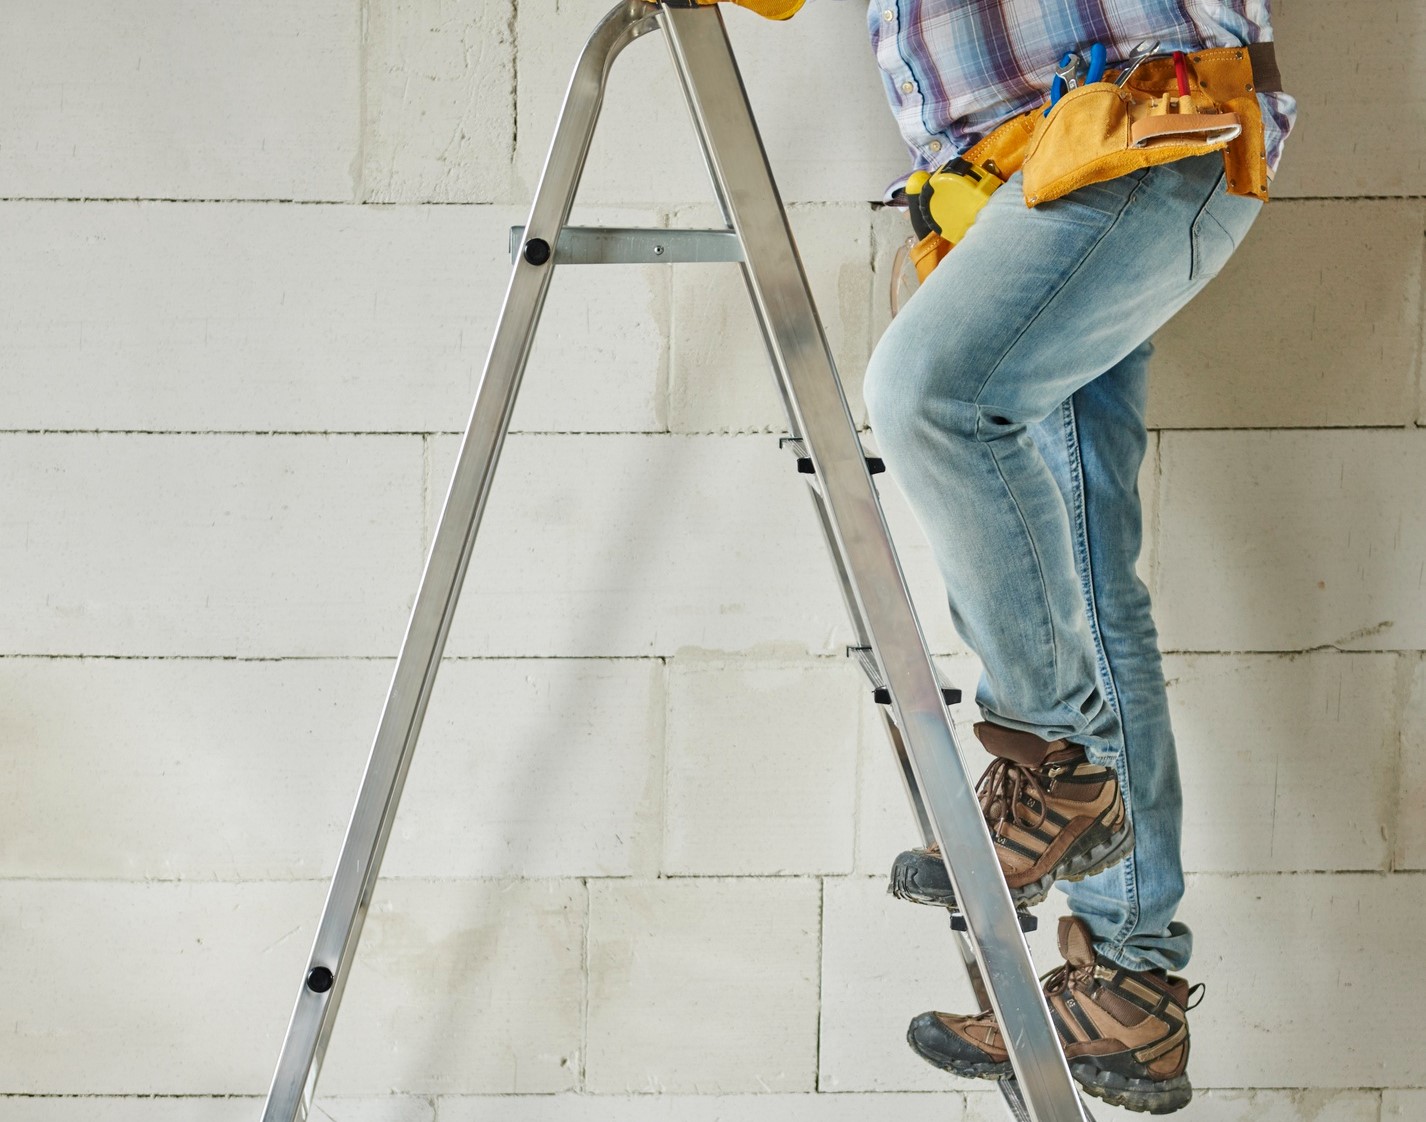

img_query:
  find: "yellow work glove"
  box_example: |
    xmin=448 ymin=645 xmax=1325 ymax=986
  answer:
xmin=692 ymin=0 xmax=806 ymax=19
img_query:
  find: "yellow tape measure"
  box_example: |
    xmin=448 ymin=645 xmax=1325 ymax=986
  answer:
xmin=906 ymin=158 xmax=1004 ymax=246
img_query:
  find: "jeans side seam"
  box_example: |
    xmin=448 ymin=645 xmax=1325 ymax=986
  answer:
xmin=1061 ymin=395 xmax=1144 ymax=952
xmin=1061 ymin=399 xmax=1121 ymax=723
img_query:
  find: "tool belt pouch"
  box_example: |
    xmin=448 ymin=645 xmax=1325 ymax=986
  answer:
xmin=909 ymin=230 xmax=953 ymax=283
xmin=1021 ymin=46 xmax=1271 ymax=207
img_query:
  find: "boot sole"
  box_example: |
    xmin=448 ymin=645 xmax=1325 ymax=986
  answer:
xmin=889 ymin=817 xmax=1136 ymax=910
xmin=1073 ymin=1062 xmax=1193 ymax=1114
xmin=906 ymin=1035 xmax=1193 ymax=1115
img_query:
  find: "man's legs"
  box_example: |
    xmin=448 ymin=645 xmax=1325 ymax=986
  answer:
xmin=863 ymin=152 xmax=1258 ymax=944
xmin=863 ymin=153 xmax=1258 ymax=1110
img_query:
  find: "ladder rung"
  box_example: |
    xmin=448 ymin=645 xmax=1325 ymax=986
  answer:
xmin=952 ymin=911 xmax=1039 ymax=933
xmin=780 ymin=437 xmax=884 ymax=475
xmin=874 ymin=685 xmax=962 ymax=706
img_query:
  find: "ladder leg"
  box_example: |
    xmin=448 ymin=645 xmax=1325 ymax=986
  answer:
xmin=657 ymin=7 xmax=1089 ymax=1120
xmin=259 ymin=5 xmax=661 ymax=1119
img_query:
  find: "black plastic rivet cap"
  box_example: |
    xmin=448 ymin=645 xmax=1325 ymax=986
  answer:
xmin=523 ymin=238 xmax=551 ymax=266
xmin=306 ymin=966 xmax=334 ymax=993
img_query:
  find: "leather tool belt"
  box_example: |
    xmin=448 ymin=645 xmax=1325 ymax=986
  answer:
xmin=906 ymin=42 xmax=1282 ymax=282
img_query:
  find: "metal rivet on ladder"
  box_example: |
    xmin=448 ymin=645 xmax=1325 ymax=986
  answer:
xmin=305 ymin=966 xmax=335 ymax=994
xmin=523 ymin=238 xmax=552 ymax=266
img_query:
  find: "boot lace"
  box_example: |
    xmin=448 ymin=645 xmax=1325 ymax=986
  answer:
xmin=975 ymin=756 xmax=1051 ymax=833
xmin=1040 ymin=956 xmax=1095 ymax=999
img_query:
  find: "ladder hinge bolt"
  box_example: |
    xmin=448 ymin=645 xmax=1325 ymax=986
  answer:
xmin=523 ymin=238 xmax=552 ymax=266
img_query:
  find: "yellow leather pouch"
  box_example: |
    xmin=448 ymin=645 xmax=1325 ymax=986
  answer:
xmin=691 ymin=0 xmax=805 ymax=19
xmin=1021 ymin=46 xmax=1270 ymax=206
xmin=909 ymin=230 xmax=953 ymax=283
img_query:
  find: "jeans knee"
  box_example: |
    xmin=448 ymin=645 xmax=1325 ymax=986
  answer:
xmin=863 ymin=329 xmax=983 ymax=456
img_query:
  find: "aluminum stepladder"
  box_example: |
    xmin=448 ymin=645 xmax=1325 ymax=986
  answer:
xmin=261 ymin=4 xmax=1096 ymax=1120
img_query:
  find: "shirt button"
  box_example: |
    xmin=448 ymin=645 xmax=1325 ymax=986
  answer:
xmin=928 ymin=140 xmax=942 ymax=152
xmin=882 ymin=8 xmax=894 ymax=20
xmin=901 ymin=80 xmax=915 ymax=93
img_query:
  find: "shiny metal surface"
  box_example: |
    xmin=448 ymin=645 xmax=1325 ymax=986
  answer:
xmin=658 ymin=6 xmax=1090 ymax=1119
xmin=258 ymin=4 xmax=660 ymax=1120
xmin=508 ymin=225 xmax=743 ymax=264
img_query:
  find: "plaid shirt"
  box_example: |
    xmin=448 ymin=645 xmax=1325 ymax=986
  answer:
xmin=868 ymin=0 xmax=1294 ymax=181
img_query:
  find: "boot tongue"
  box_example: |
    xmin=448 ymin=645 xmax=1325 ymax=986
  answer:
xmin=1057 ymin=915 xmax=1097 ymax=968
xmin=973 ymin=721 xmax=1060 ymax=768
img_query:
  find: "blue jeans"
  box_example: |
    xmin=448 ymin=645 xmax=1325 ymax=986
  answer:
xmin=863 ymin=154 xmax=1260 ymax=972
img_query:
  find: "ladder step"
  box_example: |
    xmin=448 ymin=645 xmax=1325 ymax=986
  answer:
xmin=781 ymin=437 xmax=884 ymax=475
xmin=874 ymin=685 xmax=962 ymax=706
xmin=952 ymin=911 xmax=1039 ymax=933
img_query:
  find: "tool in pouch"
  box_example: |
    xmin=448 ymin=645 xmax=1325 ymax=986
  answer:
xmin=892 ymin=40 xmax=1273 ymax=312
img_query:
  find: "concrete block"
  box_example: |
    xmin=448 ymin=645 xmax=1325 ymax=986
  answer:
xmin=0 ymin=880 xmax=582 ymax=1094
xmin=0 ymin=203 xmax=664 ymax=434
xmin=363 ymin=0 xmax=516 ymax=203
xmin=0 ymin=657 xmax=663 ymax=880
xmin=854 ymin=653 xmax=986 ymax=876
xmin=0 ymin=1 xmax=358 ymax=200
xmin=430 ymin=434 xmax=850 ymax=656
xmin=668 ymin=204 xmax=874 ymax=434
xmin=1270 ymin=0 xmax=1426 ymax=198
xmin=1181 ymin=872 xmax=1426 ymax=1088
xmin=1385 ymin=1090 xmax=1426 ymax=1120
xmin=438 ymin=1092 xmax=977 ymax=1120
xmin=1165 ymin=653 xmax=1398 ymax=873
xmin=663 ymin=655 xmax=859 ymax=875
xmin=0 ymin=1101 xmax=253 ymax=1122
xmin=963 ymin=1089 xmax=1380 ymax=1122
xmin=1149 ymin=201 xmax=1423 ymax=428
xmin=323 ymin=880 xmax=583 ymax=1095
xmin=1157 ymin=430 xmax=1426 ymax=652
xmin=0 ymin=1099 xmax=434 ymax=1122
xmin=515 ymin=1 xmax=908 ymax=207
xmin=818 ymin=875 xmax=987 ymax=1091
xmin=585 ymin=879 xmax=820 ymax=1092
xmin=1397 ymin=655 xmax=1426 ymax=870
xmin=0 ymin=434 xmax=422 ymax=657
xmin=389 ymin=658 xmax=665 ymax=878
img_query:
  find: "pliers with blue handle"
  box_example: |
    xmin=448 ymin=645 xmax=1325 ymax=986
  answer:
xmin=1046 ymin=41 xmax=1107 ymax=114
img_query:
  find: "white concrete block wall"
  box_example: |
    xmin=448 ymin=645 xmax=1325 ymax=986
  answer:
xmin=3 ymin=2 xmax=1422 ymax=1119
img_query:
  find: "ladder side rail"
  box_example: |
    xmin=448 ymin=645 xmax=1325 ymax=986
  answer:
xmin=259 ymin=5 xmax=661 ymax=1119
xmin=656 ymin=7 xmax=1088 ymax=1120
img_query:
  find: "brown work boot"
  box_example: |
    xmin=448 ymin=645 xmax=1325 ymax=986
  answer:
xmin=888 ymin=721 xmax=1132 ymax=909
xmin=907 ymin=916 xmax=1199 ymax=1114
